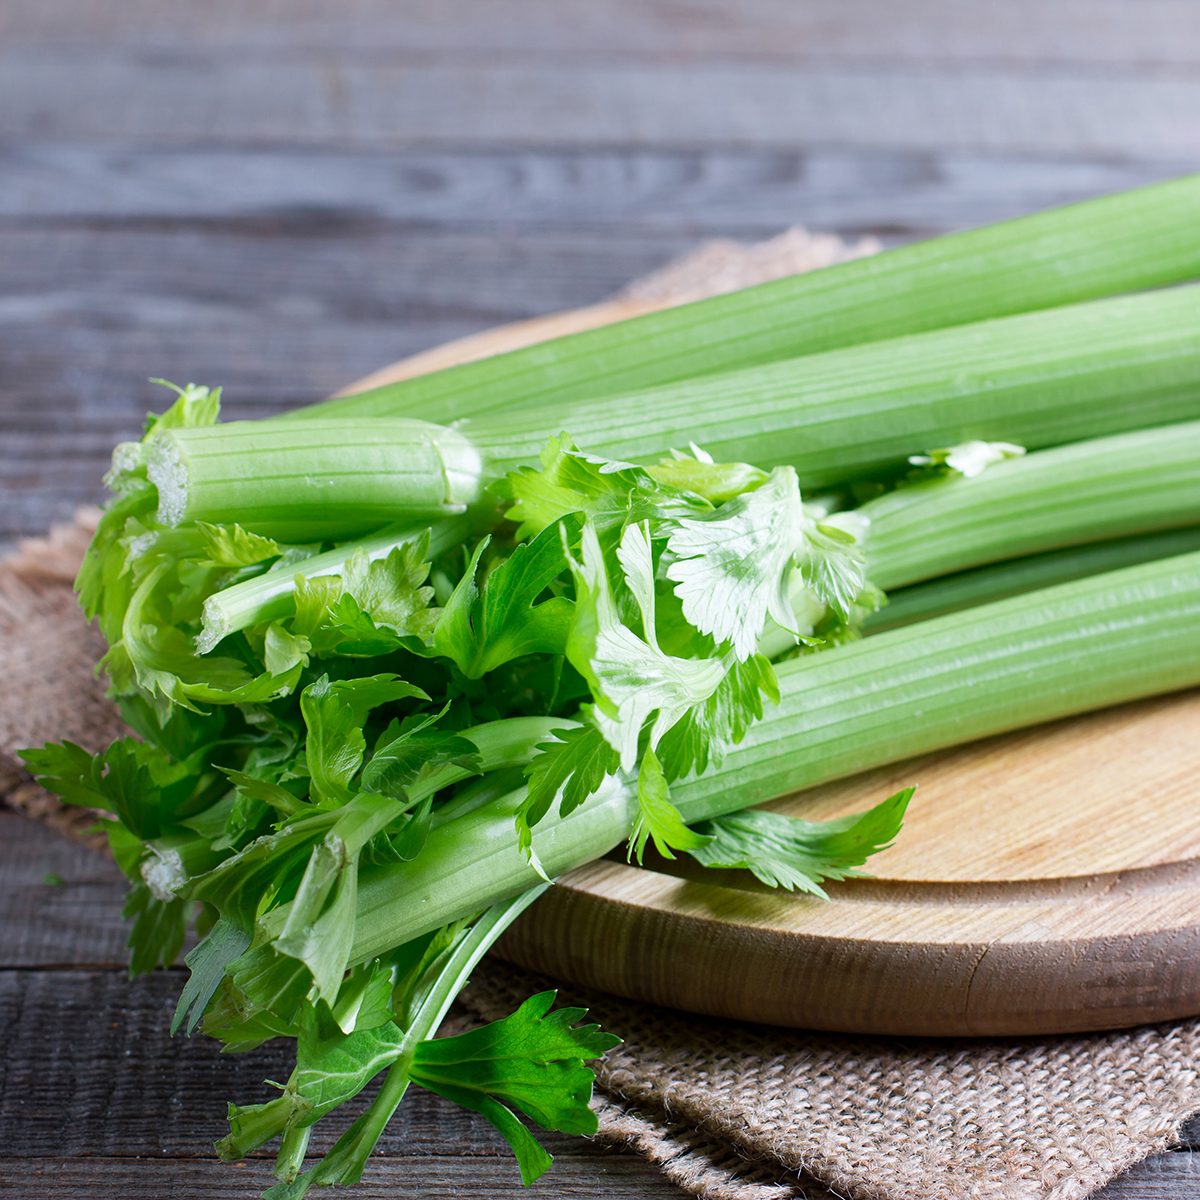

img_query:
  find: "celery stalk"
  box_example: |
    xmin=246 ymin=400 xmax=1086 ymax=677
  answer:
xmin=869 ymin=527 xmax=1200 ymax=632
xmin=159 ymin=287 xmax=1200 ymax=535
xmin=347 ymin=549 xmax=1200 ymax=957
xmin=864 ymin=420 xmax=1200 ymax=590
xmin=302 ymin=176 xmax=1200 ymax=428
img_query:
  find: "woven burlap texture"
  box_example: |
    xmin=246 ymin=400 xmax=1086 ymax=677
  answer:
xmin=4 ymin=231 xmax=1200 ymax=1200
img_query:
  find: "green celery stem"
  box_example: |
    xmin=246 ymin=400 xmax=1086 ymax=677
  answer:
xmin=870 ymin=527 xmax=1200 ymax=632
xmin=301 ymin=176 xmax=1200 ymax=427
xmin=147 ymin=419 xmax=487 ymax=540
xmin=165 ymin=287 xmax=1200 ymax=536
xmin=863 ymin=420 xmax=1200 ymax=590
xmin=348 ymin=549 xmax=1200 ymax=960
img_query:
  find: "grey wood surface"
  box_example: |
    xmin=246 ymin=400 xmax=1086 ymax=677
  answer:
xmin=2 ymin=2 xmax=1199 ymax=1197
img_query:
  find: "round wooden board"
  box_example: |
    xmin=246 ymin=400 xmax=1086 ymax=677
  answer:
xmin=347 ymin=301 xmax=1200 ymax=1038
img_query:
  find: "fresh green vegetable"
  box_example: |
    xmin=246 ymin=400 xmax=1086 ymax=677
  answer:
xmin=869 ymin=527 xmax=1200 ymax=632
xmin=23 ymin=179 xmax=1200 ymax=1197
xmin=307 ymin=175 xmax=1200 ymax=426
xmin=344 ymin=550 xmax=1200 ymax=954
xmin=863 ymin=420 xmax=1200 ymax=589
xmin=151 ymin=287 xmax=1200 ymax=538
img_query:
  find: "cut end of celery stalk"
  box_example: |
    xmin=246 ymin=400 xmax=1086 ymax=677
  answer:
xmin=147 ymin=433 xmax=189 ymax=526
xmin=144 ymin=419 xmax=489 ymax=537
xmin=195 ymin=598 xmax=229 ymax=655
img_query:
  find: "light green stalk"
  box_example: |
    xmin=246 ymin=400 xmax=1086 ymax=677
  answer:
xmin=299 ymin=175 xmax=1200 ymax=427
xmin=863 ymin=420 xmax=1200 ymax=590
xmin=869 ymin=527 xmax=1200 ymax=632
xmin=195 ymin=420 xmax=1200 ymax=660
xmin=347 ymin=549 xmax=1200 ymax=958
xmin=156 ymin=286 xmax=1200 ymax=536
xmin=197 ymin=518 xmax=470 ymax=652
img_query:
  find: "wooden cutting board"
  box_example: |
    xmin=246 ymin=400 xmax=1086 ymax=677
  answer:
xmin=347 ymin=301 xmax=1200 ymax=1039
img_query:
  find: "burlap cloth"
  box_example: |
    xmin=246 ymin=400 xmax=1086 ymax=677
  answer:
xmin=5 ymin=232 xmax=1200 ymax=1200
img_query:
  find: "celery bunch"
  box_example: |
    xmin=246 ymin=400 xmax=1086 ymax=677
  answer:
xmin=24 ymin=176 xmax=1200 ymax=1196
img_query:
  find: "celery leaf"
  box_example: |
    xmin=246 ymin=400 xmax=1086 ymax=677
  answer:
xmin=433 ymin=520 xmax=577 ymax=679
xmin=689 ymin=786 xmax=913 ymax=897
xmin=629 ymin=748 xmax=710 ymax=863
xmin=566 ymin=523 xmax=724 ymax=771
xmin=410 ymin=990 xmax=620 ymax=1185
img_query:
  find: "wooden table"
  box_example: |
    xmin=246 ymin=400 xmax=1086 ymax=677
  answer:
xmin=2 ymin=3 xmax=1199 ymax=1196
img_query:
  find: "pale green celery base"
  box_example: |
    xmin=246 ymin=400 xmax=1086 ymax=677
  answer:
xmin=348 ymin=549 xmax=1200 ymax=961
xmin=295 ymin=177 xmax=1200 ymax=428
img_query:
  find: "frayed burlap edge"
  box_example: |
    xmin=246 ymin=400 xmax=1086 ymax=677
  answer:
xmin=0 ymin=508 xmax=113 ymax=850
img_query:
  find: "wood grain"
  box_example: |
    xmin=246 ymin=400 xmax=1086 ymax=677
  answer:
xmin=5 ymin=56 xmax=1200 ymax=157
xmin=0 ymin=1158 xmax=689 ymax=1199
xmin=3 ymin=0 xmax=1200 ymax=67
xmin=2 ymin=145 xmax=1182 ymax=235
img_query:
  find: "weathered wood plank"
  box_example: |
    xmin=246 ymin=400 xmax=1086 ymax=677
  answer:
xmin=0 ymin=968 xmax=567 ymax=1160
xmin=4 ymin=1152 xmax=1196 ymax=1200
xmin=0 ymin=815 xmax=127 ymax=968
xmin=1101 ymin=1153 xmax=1200 ymax=1199
xmin=0 ymin=144 xmax=1186 ymax=236
xmin=4 ymin=55 xmax=1200 ymax=157
xmin=0 ymin=224 xmax=689 ymax=545
xmin=0 ymin=228 xmax=684 ymax=332
xmin=4 ymin=0 xmax=1199 ymax=68
xmin=0 ymin=1154 xmax=689 ymax=1198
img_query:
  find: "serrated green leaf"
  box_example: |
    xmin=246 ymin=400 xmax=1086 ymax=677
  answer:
xmin=410 ymin=989 xmax=619 ymax=1185
xmin=628 ymin=748 xmax=710 ymax=863
xmin=567 ymin=523 xmax=724 ymax=771
xmin=689 ymin=786 xmax=913 ymax=897
xmin=665 ymin=466 xmax=806 ymax=659
xmin=196 ymin=522 xmax=282 ymax=569
xmin=517 ymin=723 xmax=620 ymax=854
xmin=794 ymin=510 xmax=870 ymax=623
xmin=433 ymin=521 xmax=576 ymax=679
xmin=300 ymin=674 xmax=426 ymax=806
xmin=359 ymin=703 xmax=479 ymax=798
xmin=264 ymin=623 xmax=311 ymax=675
xmin=655 ymin=653 xmax=779 ymax=780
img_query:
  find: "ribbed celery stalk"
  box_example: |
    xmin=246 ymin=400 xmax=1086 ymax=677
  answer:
xmin=864 ymin=420 xmax=1200 ymax=590
xmin=157 ymin=287 xmax=1200 ymax=535
xmin=147 ymin=419 xmax=487 ymax=540
xmin=194 ymin=420 xmax=1200 ymax=656
xmin=869 ymin=527 xmax=1200 ymax=632
xmin=347 ymin=549 xmax=1200 ymax=958
xmin=300 ymin=175 xmax=1200 ymax=427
